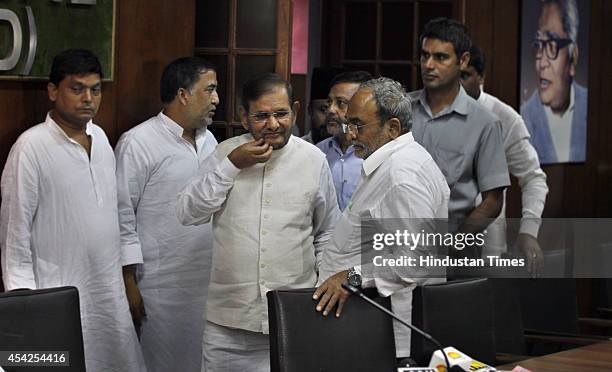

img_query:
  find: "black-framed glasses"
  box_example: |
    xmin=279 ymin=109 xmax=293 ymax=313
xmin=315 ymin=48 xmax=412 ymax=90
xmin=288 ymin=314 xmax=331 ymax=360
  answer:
xmin=533 ymin=32 xmax=573 ymax=61
xmin=249 ymin=110 xmax=291 ymax=124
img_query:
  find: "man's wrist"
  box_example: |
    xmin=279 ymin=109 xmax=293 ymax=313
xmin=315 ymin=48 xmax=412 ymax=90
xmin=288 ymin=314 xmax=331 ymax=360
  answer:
xmin=518 ymin=217 xmax=541 ymax=239
xmin=347 ymin=266 xmax=362 ymax=287
xmin=122 ymin=265 xmax=138 ymax=283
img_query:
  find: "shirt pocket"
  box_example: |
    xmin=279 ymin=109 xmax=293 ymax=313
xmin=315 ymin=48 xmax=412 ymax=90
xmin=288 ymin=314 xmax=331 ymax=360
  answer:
xmin=278 ymin=192 xmax=314 ymax=230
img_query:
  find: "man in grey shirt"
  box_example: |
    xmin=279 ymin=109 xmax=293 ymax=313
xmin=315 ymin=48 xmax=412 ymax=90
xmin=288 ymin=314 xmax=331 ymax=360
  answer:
xmin=410 ymin=17 xmax=510 ymax=256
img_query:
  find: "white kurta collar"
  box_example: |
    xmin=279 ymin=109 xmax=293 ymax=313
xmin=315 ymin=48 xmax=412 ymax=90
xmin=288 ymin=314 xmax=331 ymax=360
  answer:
xmin=159 ymin=111 xmax=210 ymax=143
xmin=362 ymin=132 xmax=415 ymax=177
xmin=45 ymin=112 xmax=94 ymax=143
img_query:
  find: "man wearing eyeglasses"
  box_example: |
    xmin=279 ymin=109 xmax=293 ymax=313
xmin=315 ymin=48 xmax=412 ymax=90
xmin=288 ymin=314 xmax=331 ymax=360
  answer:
xmin=521 ymin=0 xmax=587 ymax=164
xmin=177 ymin=73 xmax=340 ymax=371
xmin=317 ymin=70 xmax=372 ymax=211
xmin=314 ymin=78 xmax=449 ymax=365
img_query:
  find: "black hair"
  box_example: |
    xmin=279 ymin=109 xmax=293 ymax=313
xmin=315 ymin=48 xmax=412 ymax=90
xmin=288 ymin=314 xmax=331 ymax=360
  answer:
xmin=49 ymin=49 xmax=103 ymax=86
xmin=241 ymin=73 xmax=294 ymax=113
xmin=160 ymin=57 xmax=216 ymax=104
xmin=330 ymin=70 xmax=373 ymax=89
xmin=419 ymin=17 xmax=472 ymax=59
xmin=468 ymin=45 xmax=486 ymax=77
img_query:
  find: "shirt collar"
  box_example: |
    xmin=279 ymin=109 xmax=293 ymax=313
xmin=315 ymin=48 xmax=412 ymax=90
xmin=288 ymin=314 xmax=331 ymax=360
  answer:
xmin=159 ymin=111 xmax=208 ymax=142
xmin=45 ymin=112 xmax=94 ymax=141
xmin=362 ymin=132 xmax=415 ymax=176
xmin=328 ymin=136 xmax=354 ymax=155
xmin=415 ymin=85 xmax=471 ymax=118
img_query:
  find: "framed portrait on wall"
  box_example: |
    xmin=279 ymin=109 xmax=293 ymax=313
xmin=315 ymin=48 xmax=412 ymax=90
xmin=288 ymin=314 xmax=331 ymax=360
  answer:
xmin=520 ymin=0 xmax=590 ymax=165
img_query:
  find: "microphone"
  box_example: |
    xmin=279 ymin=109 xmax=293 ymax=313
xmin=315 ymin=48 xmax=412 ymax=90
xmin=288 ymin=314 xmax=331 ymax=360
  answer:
xmin=341 ymin=283 xmax=495 ymax=372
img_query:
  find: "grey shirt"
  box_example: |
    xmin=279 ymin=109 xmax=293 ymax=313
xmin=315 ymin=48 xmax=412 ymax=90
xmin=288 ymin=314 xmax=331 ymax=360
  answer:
xmin=409 ymin=86 xmax=510 ymax=226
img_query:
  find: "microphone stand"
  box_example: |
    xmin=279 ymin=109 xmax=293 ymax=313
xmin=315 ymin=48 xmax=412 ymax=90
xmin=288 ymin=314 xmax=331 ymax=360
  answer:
xmin=342 ymin=282 xmax=461 ymax=372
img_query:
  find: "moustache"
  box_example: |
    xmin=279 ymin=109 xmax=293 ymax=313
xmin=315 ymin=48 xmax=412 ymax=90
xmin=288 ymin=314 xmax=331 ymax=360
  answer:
xmin=325 ymin=112 xmax=343 ymax=122
xmin=261 ymin=129 xmax=285 ymax=135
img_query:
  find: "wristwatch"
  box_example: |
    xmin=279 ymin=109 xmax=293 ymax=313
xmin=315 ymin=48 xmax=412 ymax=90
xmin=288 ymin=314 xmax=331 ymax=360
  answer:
xmin=347 ymin=266 xmax=362 ymax=287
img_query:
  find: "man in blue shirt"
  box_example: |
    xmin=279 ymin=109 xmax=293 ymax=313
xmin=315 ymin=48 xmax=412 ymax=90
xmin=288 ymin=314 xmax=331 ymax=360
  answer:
xmin=316 ymin=70 xmax=372 ymax=210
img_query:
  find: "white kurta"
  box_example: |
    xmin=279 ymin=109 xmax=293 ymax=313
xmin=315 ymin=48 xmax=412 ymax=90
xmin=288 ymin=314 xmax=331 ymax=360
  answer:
xmin=0 ymin=114 xmax=145 ymax=372
xmin=476 ymin=91 xmax=548 ymax=255
xmin=115 ymin=112 xmax=217 ymax=372
xmin=177 ymin=134 xmax=340 ymax=334
xmin=318 ymin=133 xmax=450 ymax=357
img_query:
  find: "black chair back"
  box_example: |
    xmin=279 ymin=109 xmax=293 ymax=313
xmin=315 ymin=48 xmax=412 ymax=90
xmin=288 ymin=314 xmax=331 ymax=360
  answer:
xmin=267 ymin=288 xmax=397 ymax=372
xmin=411 ymin=278 xmax=496 ymax=366
xmin=0 ymin=286 xmax=85 ymax=372
xmin=490 ymin=278 xmax=526 ymax=355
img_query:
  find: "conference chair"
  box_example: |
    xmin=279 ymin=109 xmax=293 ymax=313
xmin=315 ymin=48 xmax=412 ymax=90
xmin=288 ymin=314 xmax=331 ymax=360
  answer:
xmin=411 ymin=278 xmax=497 ymax=366
xmin=267 ymin=287 xmax=397 ymax=372
xmin=517 ymin=278 xmax=612 ymax=355
xmin=0 ymin=286 xmax=85 ymax=372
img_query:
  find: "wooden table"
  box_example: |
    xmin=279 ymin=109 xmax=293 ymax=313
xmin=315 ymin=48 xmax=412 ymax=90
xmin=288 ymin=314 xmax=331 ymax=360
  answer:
xmin=496 ymin=341 xmax=612 ymax=372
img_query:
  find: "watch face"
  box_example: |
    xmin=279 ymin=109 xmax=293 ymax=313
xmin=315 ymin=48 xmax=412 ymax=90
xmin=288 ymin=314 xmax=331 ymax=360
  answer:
xmin=348 ymin=277 xmax=361 ymax=287
xmin=348 ymin=270 xmax=362 ymax=287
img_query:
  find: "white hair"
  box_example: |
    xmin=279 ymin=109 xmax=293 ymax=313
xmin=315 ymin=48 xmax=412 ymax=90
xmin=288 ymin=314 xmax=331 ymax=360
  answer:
xmin=541 ymin=0 xmax=579 ymax=58
xmin=360 ymin=77 xmax=412 ymax=132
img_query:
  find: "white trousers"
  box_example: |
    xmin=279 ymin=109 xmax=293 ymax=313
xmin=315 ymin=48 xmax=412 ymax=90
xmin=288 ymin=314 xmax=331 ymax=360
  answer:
xmin=202 ymin=321 xmax=270 ymax=372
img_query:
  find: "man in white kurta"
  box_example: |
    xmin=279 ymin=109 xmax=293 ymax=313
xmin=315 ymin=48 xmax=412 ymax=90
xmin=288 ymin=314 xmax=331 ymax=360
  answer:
xmin=461 ymin=45 xmax=548 ymax=274
xmin=0 ymin=50 xmax=144 ymax=372
xmin=315 ymin=78 xmax=449 ymax=361
xmin=177 ymin=73 xmax=340 ymax=371
xmin=116 ymin=57 xmax=219 ymax=372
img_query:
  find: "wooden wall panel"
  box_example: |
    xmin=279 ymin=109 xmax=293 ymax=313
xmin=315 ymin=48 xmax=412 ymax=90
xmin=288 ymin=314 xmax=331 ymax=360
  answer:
xmin=464 ymin=0 xmax=611 ymax=219
xmin=290 ymin=73 xmax=307 ymax=136
xmin=592 ymin=0 xmax=612 ymax=217
xmin=0 ymin=0 xmax=195 ymax=152
xmin=0 ymin=0 xmax=196 ymax=290
xmin=464 ymin=0 xmax=612 ymax=319
xmin=113 ymin=0 xmax=196 ymax=141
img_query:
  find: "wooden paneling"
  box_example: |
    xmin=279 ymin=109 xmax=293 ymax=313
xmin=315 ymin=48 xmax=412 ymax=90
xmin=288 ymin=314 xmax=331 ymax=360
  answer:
xmin=464 ymin=0 xmax=612 ymax=321
xmin=290 ymin=73 xmax=307 ymax=135
xmin=0 ymin=0 xmax=195 ymax=151
xmin=465 ymin=0 xmax=611 ymax=219
xmin=113 ymin=0 xmax=196 ymax=140
xmin=0 ymin=0 xmax=196 ymax=290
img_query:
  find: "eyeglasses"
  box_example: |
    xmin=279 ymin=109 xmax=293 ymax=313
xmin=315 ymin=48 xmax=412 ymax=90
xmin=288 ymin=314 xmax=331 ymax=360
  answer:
xmin=249 ymin=110 xmax=291 ymax=124
xmin=533 ymin=32 xmax=573 ymax=61
xmin=342 ymin=121 xmax=378 ymax=134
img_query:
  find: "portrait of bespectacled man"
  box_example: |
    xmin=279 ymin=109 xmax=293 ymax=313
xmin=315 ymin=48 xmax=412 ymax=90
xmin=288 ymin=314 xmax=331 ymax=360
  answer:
xmin=520 ymin=0 xmax=590 ymax=164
